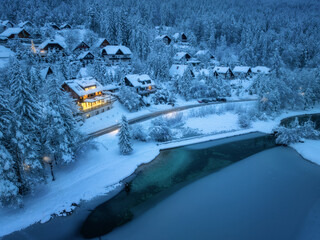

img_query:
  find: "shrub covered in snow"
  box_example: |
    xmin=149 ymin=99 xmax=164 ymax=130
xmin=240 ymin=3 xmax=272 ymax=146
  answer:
xmin=118 ymin=86 xmax=141 ymax=112
xmin=149 ymin=125 xmax=173 ymax=142
xmin=238 ymin=113 xmax=252 ymax=128
xmin=151 ymin=88 xmax=176 ymax=105
xmin=131 ymin=124 xmax=148 ymax=142
xmin=275 ymin=119 xmax=320 ymax=145
xmin=152 ymin=112 xmax=184 ymax=128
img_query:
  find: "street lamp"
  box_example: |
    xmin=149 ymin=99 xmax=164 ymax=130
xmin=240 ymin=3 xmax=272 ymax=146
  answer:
xmin=43 ymin=156 xmax=55 ymax=181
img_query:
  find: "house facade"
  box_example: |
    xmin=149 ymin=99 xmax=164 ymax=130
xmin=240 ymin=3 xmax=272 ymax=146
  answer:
xmin=233 ymin=66 xmax=252 ymax=78
xmin=101 ymin=45 xmax=132 ymax=65
xmin=213 ymin=67 xmax=235 ymax=79
xmin=38 ymin=39 xmax=65 ymax=56
xmin=173 ymin=52 xmax=192 ymax=64
xmin=77 ymin=51 xmax=95 ymax=65
xmin=62 ymin=77 xmax=115 ymax=119
xmin=155 ymin=35 xmax=171 ymax=45
xmin=92 ymin=38 xmax=110 ymax=49
xmin=73 ymin=41 xmax=90 ymax=52
xmin=0 ymin=28 xmax=31 ymax=39
xmin=124 ymin=74 xmax=156 ymax=96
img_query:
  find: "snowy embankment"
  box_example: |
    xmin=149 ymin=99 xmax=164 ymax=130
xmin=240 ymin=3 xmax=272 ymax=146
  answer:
xmin=1 ymin=103 xmax=320 ymax=237
xmin=291 ymin=140 xmax=320 ymax=165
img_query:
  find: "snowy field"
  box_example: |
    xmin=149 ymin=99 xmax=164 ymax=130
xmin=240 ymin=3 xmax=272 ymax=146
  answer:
xmin=1 ymin=104 xmax=320 ymax=237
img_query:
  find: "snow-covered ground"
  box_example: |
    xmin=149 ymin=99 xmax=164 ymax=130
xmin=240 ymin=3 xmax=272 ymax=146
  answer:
xmin=291 ymin=140 xmax=320 ymax=165
xmin=1 ymin=103 xmax=320 ymax=237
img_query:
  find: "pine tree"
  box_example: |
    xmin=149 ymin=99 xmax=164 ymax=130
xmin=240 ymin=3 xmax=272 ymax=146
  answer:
xmin=118 ymin=115 xmax=133 ymax=155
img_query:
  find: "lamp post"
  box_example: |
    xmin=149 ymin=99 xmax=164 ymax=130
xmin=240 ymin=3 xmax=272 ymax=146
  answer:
xmin=43 ymin=156 xmax=55 ymax=181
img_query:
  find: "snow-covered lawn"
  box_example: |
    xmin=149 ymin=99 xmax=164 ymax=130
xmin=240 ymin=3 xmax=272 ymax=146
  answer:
xmin=291 ymin=140 xmax=320 ymax=165
xmin=1 ymin=104 xmax=320 ymax=237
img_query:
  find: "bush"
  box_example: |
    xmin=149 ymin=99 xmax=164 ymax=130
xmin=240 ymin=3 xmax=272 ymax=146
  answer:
xmin=149 ymin=125 xmax=173 ymax=142
xmin=131 ymin=124 xmax=148 ymax=142
xmin=152 ymin=112 xmax=184 ymax=128
xmin=181 ymin=127 xmax=201 ymax=138
xmin=238 ymin=113 xmax=252 ymax=128
xmin=118 ymin=87 xmax=141 ymax=112
xmin=152 ymin=88 xmax=176 ymax=105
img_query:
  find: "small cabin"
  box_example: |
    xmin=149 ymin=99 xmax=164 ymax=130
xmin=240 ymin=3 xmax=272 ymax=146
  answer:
xmin=38 ymin=39 xmax=65 ymax=56
xmin=62 ymin=77 xmax=115 ymax=119
xmin=169 ymin=64 xmax=194 ymax=78
xmin=0 ymin=28 xmax=30 ymax=39
xmin=213 ymin=67 xmax=235 ymax=79
xmin=233 ymin=66 xmax=252 ymax=78
xmin=60 ymin=23 xmax=71 ymax=30
xmin=77 ymin=51 xmax=95 ymax=65
xmin=173 ymin=52 xmax=192 ymax=63
xmin=155 ymin=35 xmax=171 ymax=45
xmin=101 ymin=45 xmax=132 ymax=65
xmin=92 ymin=38 xmax=110 ymax=49
xmin=73 ymin=41 xmax=90 ymax=52
xmin=124 ymin=74 xmax=156 ymax=96
xmin=173 ymin=32 xmax=188 ymax=43
xmin=195 ymin=50 xmax=215 ymax=63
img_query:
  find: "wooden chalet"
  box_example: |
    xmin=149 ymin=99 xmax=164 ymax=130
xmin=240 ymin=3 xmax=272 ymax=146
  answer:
xmin=0 ymin=28 xmax=31 ymax=39
xmin=73 ymin=41 xmax=90 ymax=52
xmin=62 ymin=77 xmax=115 ymax=119
xmin=101 ymin=45 xmax=132 ymax=65
xmin=195 ymin=50 xmax=215 ymax=61
xmin=169 ymin=64 xmax=194 ymax=78
xmin=124 ymin=74 xmax=156 ymax=96
xmin=233 ymin=66 xmax=252 ymax=78
xmin=173 ymin=52 xmax=192 ymax=63
xmin=173 ymin=32 xmax=188 ymax=43
xmin=155 ymin=35 xmax=171 ymax=45
xmin=60 ymin=23 xmax=71 ymax=29
xmin=77 ymin=51 xmax=95 ymax=65
xmin=92 ymin=38 xmax=110 ymax=49
xmin=38 ymin=39 xmax=65 ymax=56
xmin=213 ymin=67 xmax=235 ymax=79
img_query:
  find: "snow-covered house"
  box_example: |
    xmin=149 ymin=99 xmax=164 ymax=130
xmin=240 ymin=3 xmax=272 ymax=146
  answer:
xmin=173 ymin=32 xmax=188 ymax=43
xmin=233 ymin=66 xmax=252 ymax=78
xmin=73 ymin=41 xmax=90 ymax=52
xmin=101 ymin=45 xmax=132 ymax=65
xmin=60 ymin=23 xmax=71 ymax=29
xmin=0 ymin=27 xmax=31 ymax=39
xmin=18 ymin=21 xmax=33 ymax=28
xmin=50 ymin=23 xmax=60 ymax=30
xmin=155 ymin=35 xmax=171 ymax=45
xmin=92 ymin=38 xmax=110 ymax=49
xmin=173 ymin=52 xmax=192 ymax=63
xmin=0 ymin=45 xmax=14 ymax=68
xmin=193 ymin=68 xmax=218 ymax=79
xmin=124 ymin=74 xmax=156 ymax=96
xmin=169 ymin=64 xmax=194 ymax=78
xmin=38 ymin=39 xmax=65 ymax=56
xmin=213 ymin=66 xmax=234 ymax=79
xmin=62 ymin=77 xmax=115 ymax=118
xmin=40 ymin=67 xmax=54 ymax=80
xmin=252 ymin=66 xmax=271 ymax=75
xmin=77 ymin=51 xmax=95 ymax=65
xmin=0 ymin=20 xmax=14 ymax=30
xmin=195 ymin=50 xmax=215 ymax=61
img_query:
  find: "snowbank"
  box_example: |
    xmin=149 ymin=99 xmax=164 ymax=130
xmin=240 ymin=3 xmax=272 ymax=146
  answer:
xmin=291 ymin=140 xmax=320 ymax=165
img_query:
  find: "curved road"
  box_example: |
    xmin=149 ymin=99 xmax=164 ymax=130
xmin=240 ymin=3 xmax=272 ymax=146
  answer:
xmin=88 ymin=99 xmax=257 ymax=138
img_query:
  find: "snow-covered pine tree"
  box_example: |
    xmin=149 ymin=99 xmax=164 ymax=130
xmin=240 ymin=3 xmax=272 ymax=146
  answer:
xmin=118 ymin=115 xmax=133 ymax=155
xmin=0 ymin=86 xmax=21 ymax=207
xmin=9 ymin=57 xmax=45 ymax=194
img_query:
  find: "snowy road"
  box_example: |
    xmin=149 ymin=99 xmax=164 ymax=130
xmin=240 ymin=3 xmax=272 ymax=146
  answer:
xmin=88 ymin=99 xmax=258 ymax=138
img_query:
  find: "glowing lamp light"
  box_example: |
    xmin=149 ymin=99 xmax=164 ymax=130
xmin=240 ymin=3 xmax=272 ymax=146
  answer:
xmin=43 ymin=156 xmax=52 ymax=163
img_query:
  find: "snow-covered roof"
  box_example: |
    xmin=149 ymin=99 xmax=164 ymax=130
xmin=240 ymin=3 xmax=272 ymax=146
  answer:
xmin=155 ymin=35 xmax=171 ymax=40
xmin=169 ymin=64 xmax=189 ymax=77
xmin=92 ymin=38 xmax=109 ymax=49
xmin=233 ymin=66 xmax=251 ymax=73
xmin=1 ymin=20 xmax=14 ymax=26
xmin=0 ymin=27 xmax=24 ymax=37
xmin=193 ymin=69 xmax=211 ymax=78
xmin=213 ymin=66 xmax=231 ymax=74
xmin=77 ymin=51 xmax=94 ymax=60
xmin=173 ymin=52 xmax=190 ymax=61
xmin=195 ymin=50 xmax=214 ymax=58
xmin=102 ymin=45 xmax=132 ymax=55
xmin=73 ymin=41 xmax=90 ymax=51
xmin=64 ymin=77 xmax=105 ymax=97
xmin=40 ymin=67 xmax=53 ymax=80
xmin=252 ymin=66 xmax=271 ymax=74
xmin=18 ymin=21 xmax=32 ymax=28
xmin=39 ymin=38 xmax=66 ymax=49
xmin=172 ymin=33 xmax=180 ymax=40
xmin=0 ymin=45 xmax=14 ymax=58
xmin=125 ymin=74 xmax=155 ymax=88
xmin=60 ymin=23 xmax=71 ymax=29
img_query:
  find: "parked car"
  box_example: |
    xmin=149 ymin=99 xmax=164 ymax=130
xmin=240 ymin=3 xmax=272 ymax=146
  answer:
xmin=216 ymin=97 xmax=227 ymax=102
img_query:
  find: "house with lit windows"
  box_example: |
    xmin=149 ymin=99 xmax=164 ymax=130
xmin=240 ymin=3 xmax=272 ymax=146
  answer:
xmin=62 ymin=77 xmax=115 ymax=119
xmin=124 ymin=74 xmax=156 ymax=96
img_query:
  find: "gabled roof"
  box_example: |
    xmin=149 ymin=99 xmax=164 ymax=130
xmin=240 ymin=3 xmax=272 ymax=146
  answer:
xmin=173 ymin=52 xmax=191 ymax=61
xmin=73 ymin=41 xmax=90 ymax=51
xmin=92 ymin=38 xmax=110 ymax=49
xmin=102 ymin=45 xmax=132 ymax=55
xmin=64 ymin=77 xmax=105 ymax=97
xmin=195 ymin=50 xmax=214 ymax=58
xmin=0 ymin=27 xmax=25 ymax=37
xmin=233 ymin=66 xmax=251 ymax=73
xmin=1 ymin=20 xmax=14 ymax=26
xmin=77 ymin=51 xmax=94 ymax=60
xmin=169 ymin=64 xmax=189 ymax=77
xmin=60 ymin=23 xmax=71 ymax=29
xmin=155 ymin=35 xmax=171 ymax=40
xmin=213 ymin=66 xmax=232 ymax=74
xmin=125 ymin=74 xmax=154 ymax=88
xmin=40 ymin=67 xmax=54 ymax=80
xmin=252 ymin=66 xmax=271 ymax=74
xmin=18 ymin=21 xmax=32 ymax=28
xmin=39 ymin=38 xmax=66 ymax=49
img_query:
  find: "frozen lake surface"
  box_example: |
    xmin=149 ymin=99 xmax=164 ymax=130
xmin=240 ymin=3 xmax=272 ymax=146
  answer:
xmin=106 ymin=147 xmax=320 ymax=240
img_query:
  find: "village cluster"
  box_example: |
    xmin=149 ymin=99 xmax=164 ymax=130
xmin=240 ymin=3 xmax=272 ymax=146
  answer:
xmin=0 ymin=20 xmax=271 ymax=120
